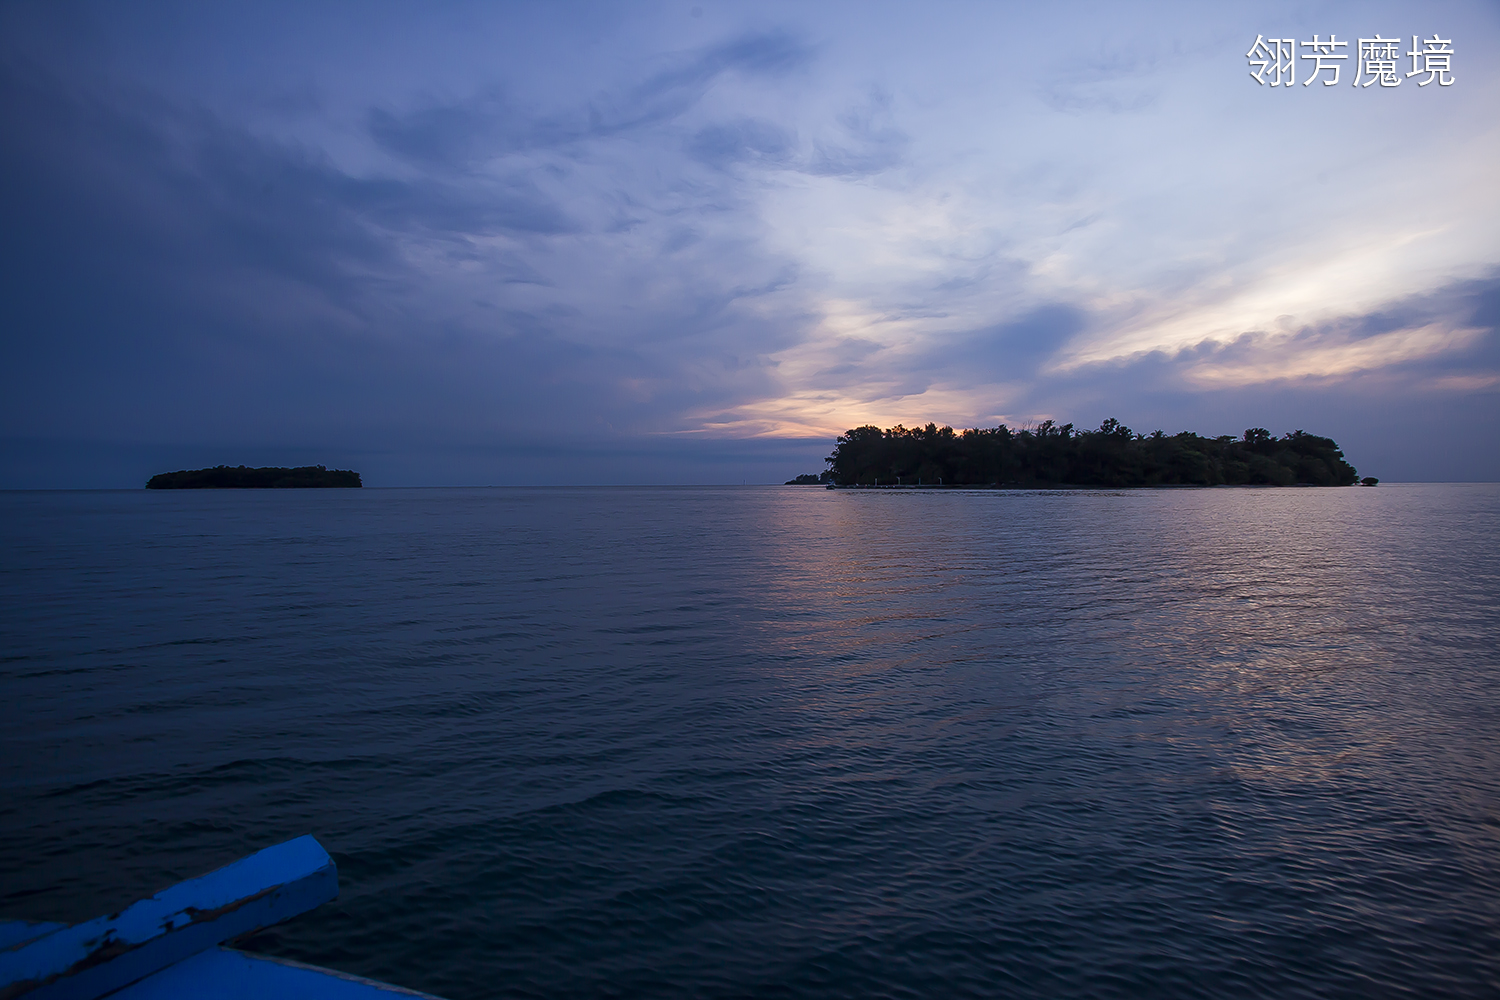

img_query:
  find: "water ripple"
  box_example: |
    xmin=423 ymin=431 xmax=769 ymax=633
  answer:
xmin=2 ymin=485 xmax=1498 ymax=998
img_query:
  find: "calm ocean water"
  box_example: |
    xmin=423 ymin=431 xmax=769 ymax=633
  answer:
xmin=2 ymin=485 xmax=1498 ymax=999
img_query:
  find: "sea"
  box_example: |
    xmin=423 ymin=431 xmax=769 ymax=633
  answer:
xmin=2 ymin=484 xmax=1498 ymax=999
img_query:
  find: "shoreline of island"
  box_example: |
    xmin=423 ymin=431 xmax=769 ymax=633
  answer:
xmin=146 ymin=465 xmax=362 ymax=489
xmin=787 ymin=419 xmax=1374 ymax=488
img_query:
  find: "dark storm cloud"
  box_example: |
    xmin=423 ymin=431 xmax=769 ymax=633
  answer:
xmin=0 ymin=60 xmax=386 ymax=310
xmin=0 ymin=58 xmax=724 ymax=434
xmin=0 ymin=53 xmax=575 ymax=328
xmin=0 ymin=32 xmax=825 ymax=489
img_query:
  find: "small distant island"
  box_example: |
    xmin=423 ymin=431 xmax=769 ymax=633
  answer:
xmin=788 ymin=419 xmax=1376 ymax=487
xmin=146 ymin=465 xmax=362 ymax=489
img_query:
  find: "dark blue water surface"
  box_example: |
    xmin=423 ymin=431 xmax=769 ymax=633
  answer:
xmin=3 ymin=485 xmax=1499 ymax=999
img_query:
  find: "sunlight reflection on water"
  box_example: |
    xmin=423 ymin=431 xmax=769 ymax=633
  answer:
xmin=2 ymin=485 xmax=1498 ymax=999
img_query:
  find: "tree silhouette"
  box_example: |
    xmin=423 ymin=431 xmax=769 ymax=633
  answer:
xmin=820 ymin=419 xmax=1360 ymax=487
xmin=146 ymin=465 xmax=362 ymax=489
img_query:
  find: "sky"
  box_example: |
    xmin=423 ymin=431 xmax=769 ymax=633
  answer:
xmin=2 ymin=0 xmax=1497 ymax=486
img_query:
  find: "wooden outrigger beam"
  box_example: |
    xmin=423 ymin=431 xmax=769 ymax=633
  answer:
xmin=0 ymin=835 xmax=436 ymax=1000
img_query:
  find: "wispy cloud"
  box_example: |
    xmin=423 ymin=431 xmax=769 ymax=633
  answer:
xmin=1 ymin=1 xmax=1497 ymax=485
xmin=368 ymin=30 xmax=815 ymax=170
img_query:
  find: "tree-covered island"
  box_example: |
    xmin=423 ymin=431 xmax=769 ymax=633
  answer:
xmin=146 ymin=465 xmax=362 ymax=489
xmin=789 ymin=419 xmax=1372 ymax=487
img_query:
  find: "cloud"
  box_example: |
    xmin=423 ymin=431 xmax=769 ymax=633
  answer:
xmin=944 ymin=305 xmax=1088 ymax=377
xmin=0 ymin=45 xmax=821 ymax=464
xmin=1038 ymin=45 xmax=1162 ymax=114
xmin=368 ymin=30 xmax=815 ymax=170
xmin=368 ymin=95 xmax=537 ymax=168
xmin=806 ymin=90 xmax=907 ymax=177
xmin=698 ymin=271 xmax=1500 ymax=444
xmin=1180 ymin=324 xmax=1485 ymax=387
xmin=631 ymin=28 xmax=814 ymax=105
xmin=688 ymin=117 xmax=796 ymax=169
xmin=2 ymin=2 xmax=1497 ymax=486
xmin=338 ymin=175 xmax=576 ymax=236
xmin=1113 ymin=273 xmax=1500 ymax=388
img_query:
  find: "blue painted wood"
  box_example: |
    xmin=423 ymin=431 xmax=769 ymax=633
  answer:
xmin=0 ymin=836 xmax=338 ymax=1000
xmin=0 ymin=926 xmax=64 ymax=953
xmin=110 ymin=946 xmax=445 ymax=999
